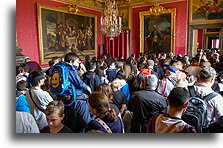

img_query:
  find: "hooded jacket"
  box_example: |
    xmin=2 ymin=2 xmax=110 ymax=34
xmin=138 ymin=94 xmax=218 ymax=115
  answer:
xmin=147 ymin=114 xmax=196 ymax=133
xmin=82 ymin=71 xmax=101 ymax=92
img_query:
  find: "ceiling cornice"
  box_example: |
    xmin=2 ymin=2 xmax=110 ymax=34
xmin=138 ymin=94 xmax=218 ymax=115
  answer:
xmin=51 ymin=0 xmax=186 ymax=10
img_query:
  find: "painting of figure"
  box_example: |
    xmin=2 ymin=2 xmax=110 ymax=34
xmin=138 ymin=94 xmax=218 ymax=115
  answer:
xmin=38 ymin=4 xmax=96 ymax=65
xmin=144 ymin=14 xmax=172 ymax=54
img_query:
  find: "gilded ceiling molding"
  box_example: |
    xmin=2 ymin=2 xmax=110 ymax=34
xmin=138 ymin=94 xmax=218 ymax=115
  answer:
xmin=51 ymin=0 xmax=186 ymax=9
xmin=50 ymin=0 xmax=104 ymax=10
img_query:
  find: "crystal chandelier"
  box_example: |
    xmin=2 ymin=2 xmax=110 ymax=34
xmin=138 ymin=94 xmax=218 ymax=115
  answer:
xmin=100 ymin=0 xmax=122 ymax=40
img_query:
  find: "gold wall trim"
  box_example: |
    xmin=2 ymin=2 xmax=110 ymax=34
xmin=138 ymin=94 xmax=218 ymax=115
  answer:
xmin=51 ymin=0 xmax=103 ymax=11
xmin=131 ymin=0 xmax=186 ymax=8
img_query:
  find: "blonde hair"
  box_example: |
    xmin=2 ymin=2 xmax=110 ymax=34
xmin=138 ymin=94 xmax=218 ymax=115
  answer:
xmin=111 ymin=79 xmax=121 ymax=92
xmin=45 ymin=100 xmax=64 ymax=117
xmin=174 ymin=79 xmax=188 ymax=88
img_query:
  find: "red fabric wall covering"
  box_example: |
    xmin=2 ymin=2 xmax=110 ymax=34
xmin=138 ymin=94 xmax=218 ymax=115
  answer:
xmin=16 ymin=0 xmax=102 ymax=67
xmin=198 ymin=29 xmax=203 ymax=49
xmin=131 ymin=1 xmax=187 ymax=58
xmin=104 ymin=30 xmax=130 ymax=60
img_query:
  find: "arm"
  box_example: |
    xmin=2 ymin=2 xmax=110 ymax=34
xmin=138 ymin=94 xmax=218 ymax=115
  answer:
xmin=69 ymin=70 xmax=88 ymax=91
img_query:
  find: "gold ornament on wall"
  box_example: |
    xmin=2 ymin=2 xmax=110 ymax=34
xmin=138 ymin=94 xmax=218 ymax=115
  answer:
xmin=147 ymin=4 xmax=169 ymax=16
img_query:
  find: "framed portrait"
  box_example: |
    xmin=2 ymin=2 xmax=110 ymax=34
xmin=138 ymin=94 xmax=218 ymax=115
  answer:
xmin=118 ymin=6 xmax=130 ymax=30
xmin=140 ymin=4 xmax=176 ymax=54
xmin=189 ymin=0 xmax=223 ymax=24
xmin=37 ymin=4 xmax=97 ymax=65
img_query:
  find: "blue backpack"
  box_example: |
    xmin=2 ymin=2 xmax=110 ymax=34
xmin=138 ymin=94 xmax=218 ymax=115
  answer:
xmin=50 ymin=62 xmax=73 ymax=95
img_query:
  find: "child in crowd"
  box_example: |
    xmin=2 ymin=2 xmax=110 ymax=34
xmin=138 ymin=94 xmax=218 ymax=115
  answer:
xmin=16 ymin=80 xmax=30 ymax=113
xmin=41 ymin=100 xmax=73 ymax=133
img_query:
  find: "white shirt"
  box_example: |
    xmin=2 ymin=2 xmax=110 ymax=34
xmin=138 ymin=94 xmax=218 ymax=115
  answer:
xmin=26 ymin=87 xmax=53 ymax=130
xmin=195 ymin=84 xmax=223 ymax=123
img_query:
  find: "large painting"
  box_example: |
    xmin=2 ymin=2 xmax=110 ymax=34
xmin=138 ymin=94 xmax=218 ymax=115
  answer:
xmin=189 ymin=0 xmax=223 ymax=24
xmin=140 ymin=4 xmax=176 ymax=54
xmin=37 ymin=4 xmax=97 ymax=65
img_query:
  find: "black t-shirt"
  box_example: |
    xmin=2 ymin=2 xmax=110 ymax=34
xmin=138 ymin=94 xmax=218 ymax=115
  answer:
xmin=40 ymin=125 xmax=73 ymax=133
xmin=112 ymin=90 xmax=127 ymax=109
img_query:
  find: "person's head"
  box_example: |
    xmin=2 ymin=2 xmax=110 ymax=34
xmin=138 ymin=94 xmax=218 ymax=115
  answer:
xmin=168 ymin=87 xmax=190 ymax=111
xmin=107 ymin=60 xmax=115 ymax=70
xmin=20 ymin=63 xmax=30 ymax=73
xmin=87 ymin=61 xmax=96 ymax=71
xmin=51 ymin=57 xmax=60 ymax=65
xmin=147 ymin=60 xmax=154 ymax=68
xmin=48 ymin=60 xmax=53 ymax=67
xmin=116 ymin=69 xmax=126 ymax=80
xmin=88 ymin=92 xmax=117 ymax=122
xmin=64 ymin=52 xmax=79 ymax=66
xmin=172 ymin=61 xmax=184 ymax=70
xmin=28 ymin=70 xmax=45 ymax=87
xmin=199 ymin=67 xmax=216 ymax=86
xmin=24 ymin=57 xmax=31 ymax=63
xmin=190 ymin=57 xmax=199 ymax=66
xmin=111 ymin=79 xmax=121 ymax=92
xmin=217 ymin=71 xmax=223 ymax=83
xmin=116 ymin=61 xmax=124 ymax=70
xmin=96 ymin=83 xmax=114 ymax=104
xmin=133 ymin=73 xmax=146 ymax=90
xmin=165 ymin=65 xmax=177 ymax=76
xmin=199 ymin=61 xmax=211 ymax=69
xmin=96 ymin=67 xmax=106 ymax=77
xmin=174 ymin=78 xmax=188 ymax=88
xmin=16 ymin=80 xmax=27 ymax=92
xmin=145 ymin=74 xmax=158 ymax=90
xmin=139 ymin=57 xmax=146 ymax=64
xmin=44 ymin=101 xmax=65 ymax=130
xmin=139 ymin=52 xmax=144 ymax=57
xmin=184 ymin=55 xmax=189 ymax=62
xmin=186 ymin=74 xmax=197 ymax=86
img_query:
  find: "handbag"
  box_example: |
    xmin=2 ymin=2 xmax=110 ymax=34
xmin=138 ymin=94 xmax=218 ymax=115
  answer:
xmin=28 ymin=89 xmax=45 ymax=112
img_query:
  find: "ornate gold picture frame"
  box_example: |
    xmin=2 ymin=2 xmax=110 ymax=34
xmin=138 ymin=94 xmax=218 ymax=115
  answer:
xmin=118 ymin=6 xmax=130 ymax=30
xmin=189 ymin=0 xmax=223 ymax=24
xmin=37 ymin=4 xmax=97 ymax=65
xmin=140 ymin=4 xmax=176 ymax=54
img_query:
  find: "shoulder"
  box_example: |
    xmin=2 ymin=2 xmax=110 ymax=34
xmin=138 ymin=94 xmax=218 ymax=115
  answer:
xmin=180 ymin=124 xmax=197 ymax=133
xmin=40 ymin=126 xmax=50 ymax=133
xmin=59 ymin=126 xmax=73 ymax=133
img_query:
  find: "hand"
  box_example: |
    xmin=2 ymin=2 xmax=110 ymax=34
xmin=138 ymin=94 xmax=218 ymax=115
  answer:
xmin=87 ymin=86 xmax=91 ymax=94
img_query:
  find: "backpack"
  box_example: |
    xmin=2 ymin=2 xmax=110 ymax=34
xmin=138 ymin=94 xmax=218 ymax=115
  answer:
xmin=50 ymin=62 xmax=73 ymax=95
xmin=182 ymin=90 xmax=219 ymax=133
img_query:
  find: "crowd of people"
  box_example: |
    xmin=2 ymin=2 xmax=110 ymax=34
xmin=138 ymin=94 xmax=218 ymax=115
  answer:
xmin=16 ymin=48 xmax=223 ymax=133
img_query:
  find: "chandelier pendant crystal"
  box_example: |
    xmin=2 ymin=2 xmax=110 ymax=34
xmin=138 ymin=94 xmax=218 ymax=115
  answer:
xmin=100 ymin=0 xmax=122 ymax=40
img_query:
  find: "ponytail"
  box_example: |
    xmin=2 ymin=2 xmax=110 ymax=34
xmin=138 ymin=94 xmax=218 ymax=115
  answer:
xmin=105 ymin=108 xmax=117 ymax=122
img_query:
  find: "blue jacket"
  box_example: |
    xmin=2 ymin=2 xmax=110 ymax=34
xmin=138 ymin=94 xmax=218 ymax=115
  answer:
xmin=85 ymin=115 xmax=124 ymax=133
xmin=121 ymin=83 xmax=130 ymax=103
xmin=62 ymin=100 xmax=95 ymax=133
xmin=16 ymin=91 xmax=31 ymax=113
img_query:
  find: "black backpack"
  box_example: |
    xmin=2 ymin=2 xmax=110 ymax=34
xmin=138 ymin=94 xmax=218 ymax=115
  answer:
xmin=182 ymin=87 xmax=219 ymax=133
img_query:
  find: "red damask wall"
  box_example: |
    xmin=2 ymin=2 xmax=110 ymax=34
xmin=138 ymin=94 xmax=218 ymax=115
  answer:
xmin=16 ymin=0 xmax=102 ymax=67
xmin=131 ymin=0 xmax=188 ymax=58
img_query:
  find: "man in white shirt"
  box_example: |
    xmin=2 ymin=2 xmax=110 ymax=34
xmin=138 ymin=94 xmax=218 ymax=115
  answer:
xmin=195 ymin=67 xmax=223 ymax=124
xmin=26 ymin=71 xmax=53 ymax=130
